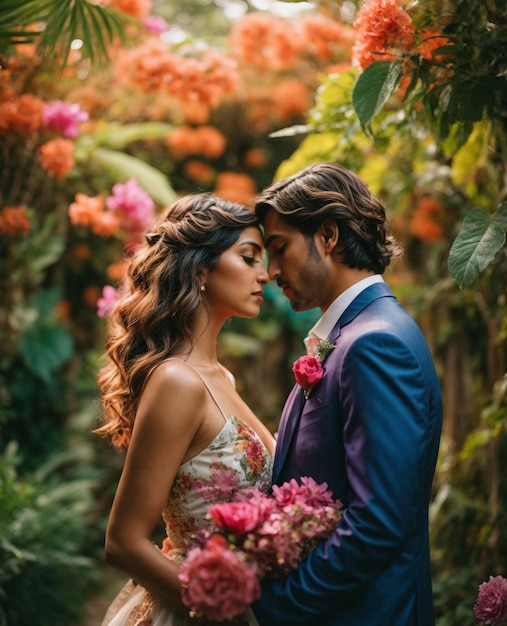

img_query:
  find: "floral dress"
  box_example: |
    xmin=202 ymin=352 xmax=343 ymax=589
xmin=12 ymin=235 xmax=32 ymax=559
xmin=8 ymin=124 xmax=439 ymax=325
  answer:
xmin=101 ymin=367 xmax=273 ymax=626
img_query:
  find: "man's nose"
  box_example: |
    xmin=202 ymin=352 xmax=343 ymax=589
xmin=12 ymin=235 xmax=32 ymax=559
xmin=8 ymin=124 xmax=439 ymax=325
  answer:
xmin=267 ymin=257 xmax=280 ymax=280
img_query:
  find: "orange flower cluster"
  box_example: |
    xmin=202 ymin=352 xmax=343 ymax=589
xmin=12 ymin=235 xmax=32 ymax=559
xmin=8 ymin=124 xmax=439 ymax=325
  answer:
xmin=243 ymin=78 xmax=310 ymax=132
xmin=101 ymin=0 xmax=152 ymax=19
xmin=0 ymin=206 xmax=31 ymax=236
xmin=68 ymin=193 xmax=121 ymax=237
xmin=183 ymin=160 xmax=215 ymax=185
xmin=352 ymin=0 xmax=415 ymax=69
xmin=414 ymin=29 xmax=453 ymax=62
xmin=165 ymin=125 xmax=227 ymax=159
xmin=0 ymin=94 xmax=45 ymax=135
xmin=301 ymin=16 xmax=356 ymax=61
xmin=410 ymin=196 xmax=444 ymax=242
xmin=243 ymin=148 xmax=268 ymax=169
xmin=38 ymin=138 xmax=75 ymax=179
xmin=229 ymin=13 xmax=302 ymax=71
xmin=272 ymin=79 xmax=312 ymax=122
xmin=115 ymin=39 xmax=239 ymax=108
xmin=106 ymin=259 xmax=128 ymax=283
xmin=230 ymin=12 xmax=355 ymax=71
xmin=214 ymin=172 xmax=256 ymax=207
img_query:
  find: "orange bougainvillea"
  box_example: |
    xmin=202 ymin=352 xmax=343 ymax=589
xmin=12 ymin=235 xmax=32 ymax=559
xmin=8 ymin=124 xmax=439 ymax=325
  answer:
xmin=101 ymin=0 xmax=152 ymax=19
xmin=352 ymin=0 xmax=415 ymax=69
xmin=115 ymin=40 xmax=239 ymax=108
xmin=68 ymin=193 xmax=122 ymax=237
xmin=300 ymin=16 xmax=356 ymax=61
xmin=165 ymin=125 xmax=227 ymax=159
xmin=214 ymin=172 xmax=257 ymax=206
xmin=271 ymin=79 xmax=312 ymax=122
xmin=183 ymin=160 xmax=215 ymax=185
xmin=106 ymin=259 xmax=128 ymax=283
xmin=229 ymin=13 xmax=302 ymax=71
xmin=38 ymin=138 xmax=75 ymax=178
xmin=0 ymin=94 xmax=45 ymax=135
xmin=0 ymin=206 xmax=31 ymax=236
xmin=409 ymin=196 xmax=444 ymax=242
xmin=413 ymin=29 xmax=453 ymax=61
xmin=243 ymin=148 xmax=268 ymax=169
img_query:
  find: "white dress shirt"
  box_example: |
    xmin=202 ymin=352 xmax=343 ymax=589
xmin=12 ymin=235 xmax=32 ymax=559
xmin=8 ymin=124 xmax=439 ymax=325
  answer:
xmin=306 ymin=275 xmax=385 ymax=344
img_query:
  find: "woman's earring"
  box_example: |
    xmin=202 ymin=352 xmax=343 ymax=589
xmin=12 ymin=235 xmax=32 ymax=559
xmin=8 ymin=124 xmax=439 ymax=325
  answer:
xmin=200 ymin=284 xmax=206 ymax=292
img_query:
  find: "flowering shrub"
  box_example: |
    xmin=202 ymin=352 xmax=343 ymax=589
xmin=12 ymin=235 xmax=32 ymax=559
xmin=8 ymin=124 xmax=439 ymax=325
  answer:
xmin=178 ymin=477 xmax=343 ymax=621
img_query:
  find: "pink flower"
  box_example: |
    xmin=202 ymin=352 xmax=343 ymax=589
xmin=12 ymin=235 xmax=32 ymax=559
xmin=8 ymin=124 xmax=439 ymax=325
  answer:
xmin=292 ymin=355 xmax=324 ymax=397
xmin=178 ymin=477 xmax=343 ymax=621
xmin=43 ymin=100 xmax=89 ymax=137
xmin=106 ymin=178 xmax=155 ymax=233
xmin=474 ymin=575 xmax=507 ymax=626
xmin=179 ymin=534 xmax=260 ymax=621
xmin=97 ymin=285 xmax=120 ymax=318
xmin=143 ymin=15 xmax=169 ymax=34
xmin=209 ymin=501 xmax=264 ymax=534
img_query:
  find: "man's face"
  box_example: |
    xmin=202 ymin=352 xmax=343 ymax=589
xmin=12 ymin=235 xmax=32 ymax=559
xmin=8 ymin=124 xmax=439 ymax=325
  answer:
xmin=263 ymin=209 xmax=330 ymax=312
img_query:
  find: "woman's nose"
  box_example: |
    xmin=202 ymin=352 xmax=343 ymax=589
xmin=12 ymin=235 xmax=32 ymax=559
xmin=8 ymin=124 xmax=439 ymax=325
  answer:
xmin=258 ymin=263 xmax=269 ymax=283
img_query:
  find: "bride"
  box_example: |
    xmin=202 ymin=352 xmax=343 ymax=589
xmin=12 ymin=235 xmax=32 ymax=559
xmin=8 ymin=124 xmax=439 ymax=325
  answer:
xmin=95 ymin=193 xmax=275 ymax=626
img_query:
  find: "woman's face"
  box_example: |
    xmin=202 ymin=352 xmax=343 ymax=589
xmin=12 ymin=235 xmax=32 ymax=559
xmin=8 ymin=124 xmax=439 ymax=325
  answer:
xmin=204 ymin=226 xmax=269 ymax=320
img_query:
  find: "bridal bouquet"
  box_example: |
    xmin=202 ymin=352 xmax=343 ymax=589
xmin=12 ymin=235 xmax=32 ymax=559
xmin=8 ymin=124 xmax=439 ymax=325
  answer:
xmin=178 ymin=477 xmax=343 ymax=622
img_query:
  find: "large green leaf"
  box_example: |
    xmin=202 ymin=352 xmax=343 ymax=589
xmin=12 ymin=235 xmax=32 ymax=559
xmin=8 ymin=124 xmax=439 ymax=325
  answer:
xmin=92 ymin=122 xmax=175 ymax=150
xmin=91 ymin=148 xmax=177 ymax=207
xmin=352 ymin=61 xmax=403 ymax=129
xmin=448 ymin=202 xmax=507 ymax=288
xmin=18 ymin=289 xmax=75 ymax=382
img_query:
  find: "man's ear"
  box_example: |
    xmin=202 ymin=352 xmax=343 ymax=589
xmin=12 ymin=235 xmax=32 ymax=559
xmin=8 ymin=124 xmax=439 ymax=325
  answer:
xmin=317 ymin=220 xmax=339 ymax=253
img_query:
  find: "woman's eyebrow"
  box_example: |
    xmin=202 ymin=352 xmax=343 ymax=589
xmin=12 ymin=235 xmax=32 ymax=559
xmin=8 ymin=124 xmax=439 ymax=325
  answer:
xmin=238 ymin=241 xmax=263 ymax=251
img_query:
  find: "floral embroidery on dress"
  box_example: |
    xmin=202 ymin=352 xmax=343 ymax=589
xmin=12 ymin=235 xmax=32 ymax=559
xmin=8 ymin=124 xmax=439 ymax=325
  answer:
xmin=162 ymin=416 xmax=272 ymax=551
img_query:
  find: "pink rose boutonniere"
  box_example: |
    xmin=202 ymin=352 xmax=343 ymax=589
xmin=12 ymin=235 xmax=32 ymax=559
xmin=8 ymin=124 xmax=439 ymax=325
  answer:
xmin=293 ymin=339 xmax=335 ymax=399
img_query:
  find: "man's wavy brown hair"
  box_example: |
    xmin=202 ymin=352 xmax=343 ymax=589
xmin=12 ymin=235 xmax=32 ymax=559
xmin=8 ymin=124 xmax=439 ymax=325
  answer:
xmin=255 ymin=162 xmax=402 ymax=273
xmin=95 ymin=193 xmax=259 ymax=450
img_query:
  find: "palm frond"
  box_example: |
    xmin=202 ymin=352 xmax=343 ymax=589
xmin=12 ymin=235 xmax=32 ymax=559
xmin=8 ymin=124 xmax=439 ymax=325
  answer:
xmin=0 ymin=0 xmax=131 ymax=68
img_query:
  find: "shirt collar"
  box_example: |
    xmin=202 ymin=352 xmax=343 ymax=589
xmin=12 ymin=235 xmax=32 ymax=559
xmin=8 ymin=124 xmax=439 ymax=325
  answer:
xmin=309 ymin=275 xmax=384 ymax=341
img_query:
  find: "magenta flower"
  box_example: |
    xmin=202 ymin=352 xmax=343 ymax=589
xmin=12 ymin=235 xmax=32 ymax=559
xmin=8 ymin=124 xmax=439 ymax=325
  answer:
xmin=143 ymin=15 xmax=169 ymax=34
xmin=43 ymin=100 xmax=89 ymax=137
xmin=97 ymin=285 xmax=120 ymax=318
xmin=179 ymin=534 xmax=260 ymax=621
xmin=106 ymin=178 xmax=155 ymax=233
xmin=474 ymin=575 xmax=507 ymax=626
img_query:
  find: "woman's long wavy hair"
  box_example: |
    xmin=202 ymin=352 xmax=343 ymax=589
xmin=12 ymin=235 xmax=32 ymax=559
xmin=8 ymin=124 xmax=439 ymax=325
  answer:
xmin=255 ymin=162 xmax=402 ymax=273
xmin=95 ymin=193 xmax=259 ymax=450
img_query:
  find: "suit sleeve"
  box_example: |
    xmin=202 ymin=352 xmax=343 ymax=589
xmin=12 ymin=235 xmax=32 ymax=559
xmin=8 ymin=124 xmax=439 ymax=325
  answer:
xmin=253 ymin=330 xmax=434 ymax=625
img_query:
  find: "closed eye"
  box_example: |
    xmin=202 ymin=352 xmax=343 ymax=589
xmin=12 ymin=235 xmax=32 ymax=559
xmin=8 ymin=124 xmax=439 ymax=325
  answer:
xmin=272 ymin=244 xmax=286 ymax=256
xmin=241 ymin=255 xmax=259 ymax=266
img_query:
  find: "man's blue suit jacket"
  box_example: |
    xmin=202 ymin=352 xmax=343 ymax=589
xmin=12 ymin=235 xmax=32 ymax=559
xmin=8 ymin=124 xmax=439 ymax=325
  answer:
xmin=253 ymin=282 xmax=442 ymax=626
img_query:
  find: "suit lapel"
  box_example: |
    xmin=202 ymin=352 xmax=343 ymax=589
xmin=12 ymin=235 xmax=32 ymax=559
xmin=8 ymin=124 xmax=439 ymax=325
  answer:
xmin=272 ymin=386 xmax=305 ymax=483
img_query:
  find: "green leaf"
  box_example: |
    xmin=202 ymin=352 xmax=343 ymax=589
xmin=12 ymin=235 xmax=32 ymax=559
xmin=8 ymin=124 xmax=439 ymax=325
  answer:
xmin=17 ymin=289 xmax=75 ymax=382
xmin=93 ymin=122 xmax=175 ymax=149
xmin=448 ymin=202 xmax=507 ymax=288
xmin=352 ymin=61 xmax=403 ymax=128
xmin=92 ymin=148 xmax=177 ymax=206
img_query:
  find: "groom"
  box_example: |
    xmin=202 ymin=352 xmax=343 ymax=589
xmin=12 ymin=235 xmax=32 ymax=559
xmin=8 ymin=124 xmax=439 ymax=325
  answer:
xmin=252 ymin=163 xmax=442 ymax=626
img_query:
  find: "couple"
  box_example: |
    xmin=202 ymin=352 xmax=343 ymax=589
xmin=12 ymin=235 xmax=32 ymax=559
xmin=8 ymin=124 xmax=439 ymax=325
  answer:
xmin=96 ymin=163 xmax=443 ymax=626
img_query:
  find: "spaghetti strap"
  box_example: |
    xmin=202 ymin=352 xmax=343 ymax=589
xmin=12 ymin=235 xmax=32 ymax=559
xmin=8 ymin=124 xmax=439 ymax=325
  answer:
xmin=146 ymin=357 xmax=229 ymax=423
